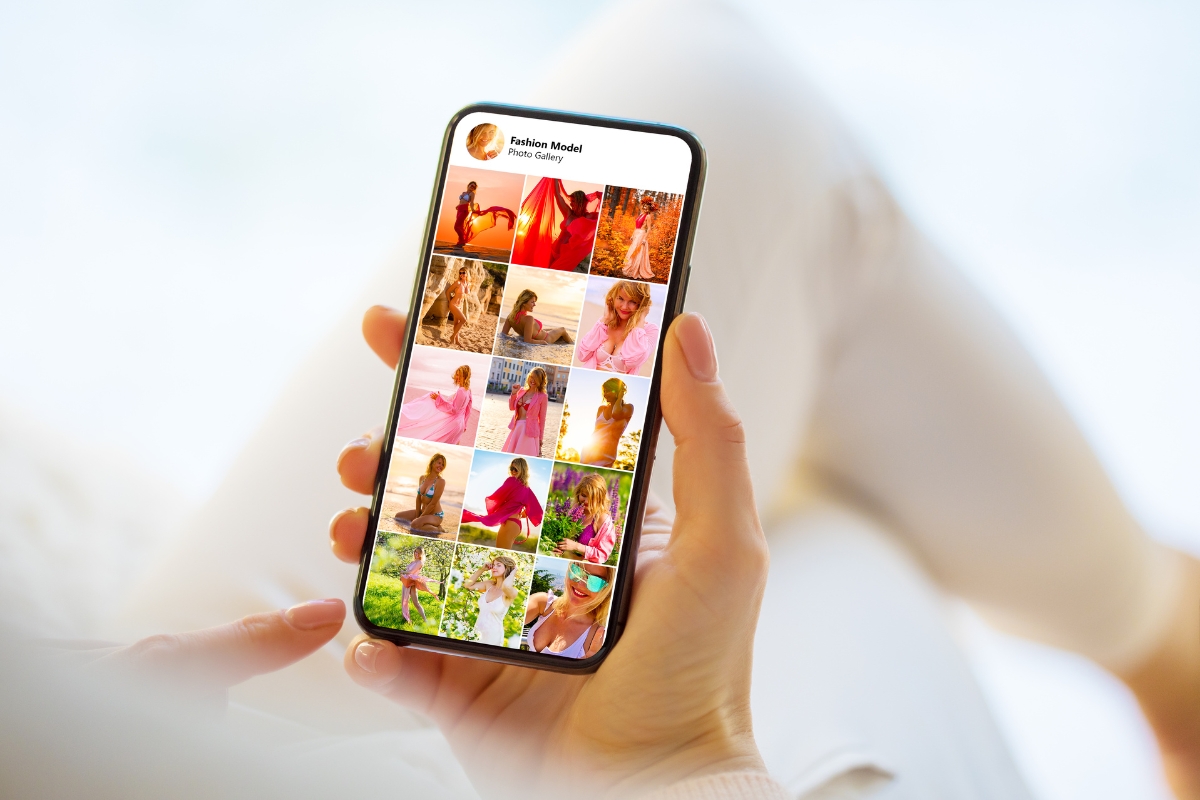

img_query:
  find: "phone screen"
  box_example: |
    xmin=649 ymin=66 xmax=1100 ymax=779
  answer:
xmin=357 ymin=107 xmax=699 ymax=667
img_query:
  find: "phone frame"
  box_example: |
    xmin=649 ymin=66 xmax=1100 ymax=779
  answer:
xmin=353 ymin=102 xmax=706 ymax=674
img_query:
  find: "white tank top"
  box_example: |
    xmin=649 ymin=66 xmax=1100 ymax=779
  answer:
xmin=527 ymin=609 xmax=598 ymax=659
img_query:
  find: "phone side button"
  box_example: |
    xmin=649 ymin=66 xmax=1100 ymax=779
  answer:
xmin=678 ymin=263 xmax=692 ymax=309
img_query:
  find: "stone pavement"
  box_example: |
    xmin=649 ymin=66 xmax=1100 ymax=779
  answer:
xmin=475 ymin=392 xmax=564 ymax=461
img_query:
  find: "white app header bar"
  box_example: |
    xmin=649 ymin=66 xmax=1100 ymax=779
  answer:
xmin=447 ymin=111 xmax=693 ymax=194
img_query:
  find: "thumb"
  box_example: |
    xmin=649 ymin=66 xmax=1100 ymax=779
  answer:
xmin=101 ymin=598 xmax=345 ymax=690
xmin=660 ymin=313 xmax=764 ymax=563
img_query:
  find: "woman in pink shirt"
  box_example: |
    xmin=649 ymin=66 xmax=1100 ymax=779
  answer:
xmin=502 ymin=366 xmax=548 ymax=457
xmin=554 ymin=473 xmax=618 ymax=564
xmin=576 ymin=280 xmax=660 ymax=375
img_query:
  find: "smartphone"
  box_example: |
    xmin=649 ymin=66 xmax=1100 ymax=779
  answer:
xmin=353 ymin=103 xmax=705 ymax=673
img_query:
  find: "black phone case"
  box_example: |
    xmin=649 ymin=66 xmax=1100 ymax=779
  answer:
xmin=353 ymin=102 xmax=706 ymax=673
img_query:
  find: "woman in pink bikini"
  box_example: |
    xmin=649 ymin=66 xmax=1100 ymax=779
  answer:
xmin=446 ymin=266 xmax=470 ymax=347
xmin=621 ymin=195 xmax=657 ymax=281
xmin=576 ymin=280 xmax=659 ymax=375
xmin=522 ymin=561 xmax=614 ymax=659
xmin=553 ymin=473 xmax=617 ymax=564
xmin=502 ymin=366 xmax=548 ymax=457
xmin=580 ymin=378 xmax=633 ymax=469
xmin=498 ymin=289 xmax=575 ymax=346
xmin=461 ymin=458 xmax=544 ymax=550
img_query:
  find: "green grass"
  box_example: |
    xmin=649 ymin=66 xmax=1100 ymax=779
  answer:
xmin=457 ymin=523 xmax=537 ymax=552
xmin=363 ymin=573 xmax=443 ymax=636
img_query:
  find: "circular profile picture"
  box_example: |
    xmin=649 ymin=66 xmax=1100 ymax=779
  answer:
xmin=466 ymin=122 xmax=505 ymax=161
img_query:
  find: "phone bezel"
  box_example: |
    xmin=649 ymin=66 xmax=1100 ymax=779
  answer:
xmin=353 ymin=102 xmax=706 ymax=674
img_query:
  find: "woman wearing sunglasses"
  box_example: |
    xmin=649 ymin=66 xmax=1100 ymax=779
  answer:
xmin=522 ymin=562 xmax=614 ymax=659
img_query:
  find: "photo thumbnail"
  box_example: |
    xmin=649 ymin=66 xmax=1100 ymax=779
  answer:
xmin=440 ymin=544 xmax=536 ymax=647
xmin=589 ymin=186 xmax=684 ymax=284
xmin=465 ymin=122 xmax=504 ymax=161
xmin=522 ymin=556 xmax=614 ymax=659
xmin=434 ymin=166 xmax=523 ymax=262
xmin=573 ymin=276 xmax=665 ymax=377
xmin=538 ymin=463 xmax=630 ymax=566
xmin=394 ymin=346 xmax=491 ymax=447
xmin=476 ymin=358 xmax=566 ymax=461
xmin=416 ymin=256 xmax=507 ymax=354
xmin=362 ymin=533 xmax=454 ymax=636
xmin=459 ymin=449 xmax=552 ymax=553
xmin=556 ymin=368 xmax=649 ymax=472
xmin=493 ymin=264 xmax=586 ymax=367
xmin=378 ymin=439 xmax=471 ymax=540
xmin=511 ymin=175 xmax=603 ymax=273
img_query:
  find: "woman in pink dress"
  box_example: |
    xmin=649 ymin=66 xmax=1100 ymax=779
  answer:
xmin=397 ymin=545 xmax=440 ymax=624
xmin=576 ymin=280 xmax=660 ymax=375
xmin=553 ymin=473 xmax=618 ymax=564
xmin=461 ymin=458 xmax=545 ymax=550
xmin=512 ymin=179 xmax=601 ymax=272
xmin=621 ymin=195 xmax=657 ymax=280
xmin=502 ymin=366 xmax=548 ymax=457
xmin=394 ymin=364 xmax=473 ymax=445
xmin=498 ymin=289 xmax=575 ymax=345
xmin=580 ymin=378 xmax=634 ymax=469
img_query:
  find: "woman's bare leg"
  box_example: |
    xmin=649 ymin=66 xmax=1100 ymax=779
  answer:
xmin=495 ymin=521 xmax=520 ymax=550
xmin=450 ymin=306 xmax=465 ymax=344
xmin=410 ymin=514 xmax=444 ymax=533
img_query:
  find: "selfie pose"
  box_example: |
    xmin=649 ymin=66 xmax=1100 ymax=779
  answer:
xmin=620 ymin=195 xmax=657 ymax=280
xmin=394 ymin=365 xmax=473 ymax=444
xmin=576 ymin=280 xmax=659 ymax=375
xmin=552 ymin=473 xmax=617 ymax=564
xmin=579 ymin=378 xmax=633 ymax=468
xmin=499 ymin=288 xmax=575 ymax=346
xmin=502 ymin=366 xmax=548 ymax=457
xmin=461 ymin=457 xmax=544 ymax=550
xmin=464 ymin=555 xmax=520 ymax=646
xmin=523 ymin=562 xmax=614 ymax=659
xmin=392 ymin=453 xmax=447 ymax=533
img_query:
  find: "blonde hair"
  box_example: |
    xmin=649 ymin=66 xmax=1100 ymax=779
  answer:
xmin=421 ymin=453 xmax=446 ymax=484
xmin=525 ymin=366 xmax=547 ymax=394
xmin=412 ymin=546 xmax=424 ymax=561
xmin=508 ymin=289 xmax=537 ymax=323
xmin=601 ymin=377 xmax=627 ymax=402
xmin=491 ymin=554 xmax=517 ymax=578
xmin=453 ymin=365 xmax=471 ymax=389
xmin=575 ymin=473 xmax=610 ymax=526
xmin=603 ymin=280 xmax=652 ymax=332
xmin=552 ymin=564 xmax=614 ymax=625
xmin=509 ymin=457 xmax=529 ymax=486
xmin=466 ymin=123 xmax=501 ymax=157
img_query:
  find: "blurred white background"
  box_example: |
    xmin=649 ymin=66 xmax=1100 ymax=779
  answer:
xmin=1 ymin=1 xmax=1196 ymax=798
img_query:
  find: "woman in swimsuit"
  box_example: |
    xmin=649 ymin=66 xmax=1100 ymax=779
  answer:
xmin=580 ymin=378 xmax=633 ymax=468
xmin=393 ymin=453 xmax=447 ymax=534
xmin=447 ymin=266 xmax=470 ymax=347
xmin=554 ymin=473 xmax=617 ymax=563
xmin=499 ymin=289 xmax=574 ymax=345
xmin=461 ymin=458 xmax=544 ymax=551
xmin=464 ymin=555 xmax=519 ymax=646
xmin=621 ymin=195 xmax=657 ymax=281
xmin=523 ymin=561 xmax=614 ymax=659
xmin=576 ymin=280 xmax=659 ymax=375
xmin=503 ymin=367 xmax=548 ymax=457
xmin=397 ymin=545 xmax=440 ymax=625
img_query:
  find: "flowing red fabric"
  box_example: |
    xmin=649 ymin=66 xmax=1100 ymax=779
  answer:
xmin=459 ymin=205 xmax=516 ymax=245
xmin=461 ymin=476 xmax=544 ymax=528
xmin=512 ymin=179 xmax=601 ymax=270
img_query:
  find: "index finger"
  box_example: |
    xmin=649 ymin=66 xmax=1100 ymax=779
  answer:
xmin=362 ymin=305 xmax=407 ymax=369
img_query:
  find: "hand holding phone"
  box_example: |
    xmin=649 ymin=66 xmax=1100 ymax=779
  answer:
xmin=332 ymin=309 xmax=770 ymax=796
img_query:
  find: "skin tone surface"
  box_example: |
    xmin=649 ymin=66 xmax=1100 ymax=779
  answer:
xmin=393 ymin=457 xmax=445 ymax=533
xmin=448 ymin=269 xmax=468 ymax=345
xmin=523 ymin=562 xmax=612 ymax=659
xmin=495 ymin=464 xmax=527 ymax=551
xmin=604 ymin=287 xmax=643 ymax=356
xmin=501 ymin=297 xmax=574 ymax=345
xmin=465 ymin=561 xmax=518 ymax=605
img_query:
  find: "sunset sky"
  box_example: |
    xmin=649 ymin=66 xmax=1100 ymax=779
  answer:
xmin=434 ymin=165 xmax=525 ymax=250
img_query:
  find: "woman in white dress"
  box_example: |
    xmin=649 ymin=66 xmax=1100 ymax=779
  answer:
xmin=463 ymin=555 xmax=519 ymax=646
xmin=620 ymin=196 xmax=657 ymax=280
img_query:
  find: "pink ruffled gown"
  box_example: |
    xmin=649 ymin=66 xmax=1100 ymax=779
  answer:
xmin=502 ymin=388 xmax=546 ymax=456
xmin=394 ymin=386 xmax=472 ymax=444
xmin=575 ymin=319 xmax=660 ymax=375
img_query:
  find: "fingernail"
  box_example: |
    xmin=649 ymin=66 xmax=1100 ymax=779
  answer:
xmin=284 ymin=598 xmax=345 ymax=630
xmin=354 ymin=640 xmax=386 ymax=673
xmin=675 ymin=313 xmax=718 ymax=381
xmin=343 ymin=437 xmax=371 ymax=451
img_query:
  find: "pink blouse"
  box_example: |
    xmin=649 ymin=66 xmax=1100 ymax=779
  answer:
xmin=576 ymin=319 xmax=660 ymax=375
xmin=577 ymin=516 xmax=616 ymax=563
xmin=509 ymin=388 xmax=547 ymax=444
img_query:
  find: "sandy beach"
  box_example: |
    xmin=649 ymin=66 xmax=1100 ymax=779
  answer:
xmin=492 ymin=335 xmax=576 ymax=366
xmin=416 ymin=312 xmax=499 ymax=354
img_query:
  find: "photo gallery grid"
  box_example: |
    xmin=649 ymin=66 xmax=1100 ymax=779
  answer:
xmin=362 ymin=164 xmax=684 ymax=657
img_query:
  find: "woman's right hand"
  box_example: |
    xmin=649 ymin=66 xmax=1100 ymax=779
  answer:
xmin=333 ymin=306 xmax=770 ymax=797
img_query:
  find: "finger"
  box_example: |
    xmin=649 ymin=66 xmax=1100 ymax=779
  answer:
xmin=103 ymin=599 xmax=346 ymax=689
xmin=362 ymin=305 xmax=408 ymax=369
xmin=343 ymin=635 xmax=445 ymax=718
xmin=337 ymin=425 xmax=385 ymax=493
xmin=330 ymin=507 xmax=370 ymax=563
xmin=660 ymin=313 xmax=764 ymax=557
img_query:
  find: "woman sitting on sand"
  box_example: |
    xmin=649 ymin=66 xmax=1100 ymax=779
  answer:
xmin=579 ymin=378 xmax=633 ymax=468
xmin=461 ymin=457 xmax=544 ymax=550
xmin=394 ymin=364 xmax=473 ymax=445
xmin=523 ymin=561 xmax=614 ymax=659
xmin=502 ymin=367 xmax=548 ymax=458
xmin=393 ymin=453 xmax=446 ymax=534
xmin=397 ymin=545 xmax=440 ymax=625
xmin=576 ymin=280 xmax=659 ymax=375
xmin=498 ymin=289 xmax=575 ymax=346
xmin=553 ymin=473 xmax=617 ymax=564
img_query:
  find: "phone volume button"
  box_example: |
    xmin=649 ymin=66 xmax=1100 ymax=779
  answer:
xmin=679 ymin=263 xmax=692 ymax=309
